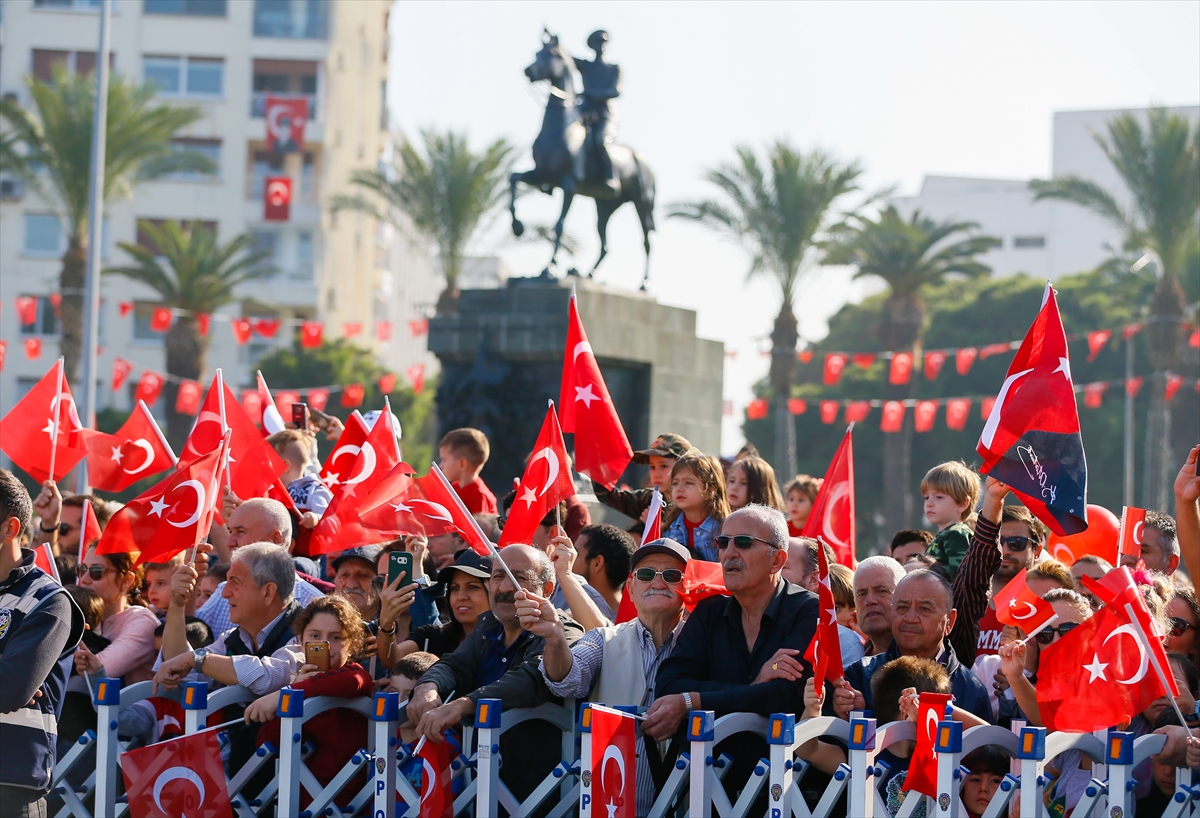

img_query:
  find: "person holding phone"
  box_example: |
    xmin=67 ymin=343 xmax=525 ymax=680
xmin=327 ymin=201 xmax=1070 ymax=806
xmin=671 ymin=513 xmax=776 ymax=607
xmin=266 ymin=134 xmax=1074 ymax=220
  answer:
xmin=373 ymin=539 xmax=439 ymax=648
xmin=385 ymin=550 xmax=493 ymax=663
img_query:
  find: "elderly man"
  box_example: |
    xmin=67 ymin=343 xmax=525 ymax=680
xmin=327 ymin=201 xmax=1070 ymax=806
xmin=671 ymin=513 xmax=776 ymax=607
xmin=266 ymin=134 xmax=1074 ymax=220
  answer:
xmin=332 ymin=545 xmax=382 ymax=620
xmin=518 ymin=538 xmax=689 ymax=816
xmin=196 ymin=498 xmax=323 ymax=636
xmin=840 ymin=569 xmax=993 ymax=723
xmin=853 ymin=556 xmax=907 ymax=657
xmin=407 ymin=545 xmax=584 ymax=804
xmin=783 ymin=537 xmax=865 ymax=666
xmin=653 ymin=505 xmax=818 ymax=807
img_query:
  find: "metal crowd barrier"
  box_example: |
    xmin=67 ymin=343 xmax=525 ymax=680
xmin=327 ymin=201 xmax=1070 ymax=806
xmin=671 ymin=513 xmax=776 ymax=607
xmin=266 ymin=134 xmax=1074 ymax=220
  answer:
xmin=49 ymin=679 xmax=1199 ymax=818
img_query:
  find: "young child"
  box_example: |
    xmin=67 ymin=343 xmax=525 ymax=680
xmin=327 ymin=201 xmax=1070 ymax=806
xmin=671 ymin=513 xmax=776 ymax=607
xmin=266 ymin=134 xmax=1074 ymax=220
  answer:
xmin=389 ymin=652 xmax=439 ymax=745
xmin=438 ymin=428 xmax=497 ymax=514
xmin=828 ymin=562 xmax=859 ymax=633
xmin=784 ymin=475 xmax=822 ymax=537
xmin=920 ymin=462 xmax=980 ymax=579
xmin=959 ymin=747 xmax=1008 ymax=818
xmin=267 ymin=429 xmax=332 ymax=529
xmin=725 ymin=456 xmax=785 ymax=512
xmin=664 ymin=453 xmax=731 ymax=562
xmin=195 ymin=562 xmax=228 ymax=609
xmin=142 ymin=554 xmax=185 ymax=618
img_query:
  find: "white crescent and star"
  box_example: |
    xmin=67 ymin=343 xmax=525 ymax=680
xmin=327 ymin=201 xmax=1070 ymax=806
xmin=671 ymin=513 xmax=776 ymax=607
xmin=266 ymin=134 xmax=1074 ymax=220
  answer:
xmin=600 ymin=743 xmax=627 ymax=818
xmin=820 ymin=483 xmax=851 ymax=550
xmin=122 ymin=439 xmax=156 ymax=475
xmin=1008 ymin=599 xmax=1039 ymax=620
xmin=165 ymin=480 xmax=206 ymax=528
xmin=979 ymin=367 xmax=1034 ymax=450
xmin=152 ymin=766 xmax=206 ymax=813
xmin=575 ymin=383 xmax=598 ymax=408
xmin=1132 ymin=520 xmax=1144 ymax=546
xmin=1101 ymin=623 xmax=1149 ymax=685
xmin=410 ymin=500 xmax=454 ymax=523
xmin=339 ymin=443 xmax=377 ymax=486
xmin=528 ymin=447 xmax=560 ymax=496
xmin=923 ymin=707 xmax=940 ymax=759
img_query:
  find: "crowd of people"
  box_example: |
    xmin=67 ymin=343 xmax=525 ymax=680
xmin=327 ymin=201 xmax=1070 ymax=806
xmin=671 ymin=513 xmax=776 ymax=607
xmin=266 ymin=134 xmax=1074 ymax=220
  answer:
xmin=1 ymin=418 xmax=1198 ymax=818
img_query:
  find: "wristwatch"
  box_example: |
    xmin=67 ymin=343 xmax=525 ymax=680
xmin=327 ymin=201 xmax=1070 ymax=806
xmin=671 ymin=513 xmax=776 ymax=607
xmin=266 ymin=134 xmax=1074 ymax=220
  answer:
xmin=193 ymin=648 xmax=211 ymax=675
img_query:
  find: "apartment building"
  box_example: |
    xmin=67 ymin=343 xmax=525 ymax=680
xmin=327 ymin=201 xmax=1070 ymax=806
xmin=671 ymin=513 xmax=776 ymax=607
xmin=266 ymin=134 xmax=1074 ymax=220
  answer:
xmin=0 ymin=0 xmax=419 ymax=431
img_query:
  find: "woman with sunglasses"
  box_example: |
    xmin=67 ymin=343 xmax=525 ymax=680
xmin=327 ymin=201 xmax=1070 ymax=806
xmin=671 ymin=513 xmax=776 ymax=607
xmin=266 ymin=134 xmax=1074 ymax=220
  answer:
xmin=74 ymin=548 xmax=159 ymax=683
xmin=1166 ymin=587 xmax=1199 ymax=668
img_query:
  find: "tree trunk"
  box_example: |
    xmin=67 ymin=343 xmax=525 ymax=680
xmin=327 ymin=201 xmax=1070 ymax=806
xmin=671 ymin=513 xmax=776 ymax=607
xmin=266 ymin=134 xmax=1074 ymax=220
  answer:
xmin=59 ymin=237 xmax=87 ymax=388
xmin=880 ymin=293 xmax=924 ymax=533
xmin=435 ymin=284 xmax=461 ymax=315
xmin=770 ymin=305 xmax=799 ymax=479
xmin=164 ymin=316 xmax=207 ymax=451
xmin=1141 ymin=276 xmax=1185 ymax=511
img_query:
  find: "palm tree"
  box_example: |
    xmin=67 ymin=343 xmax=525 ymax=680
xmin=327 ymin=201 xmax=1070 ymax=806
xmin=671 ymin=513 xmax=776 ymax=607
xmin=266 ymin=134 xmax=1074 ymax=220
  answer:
xmin=329 ymin=129 xmax=515 ymax=314
xmin=0 ymin=66 xmax=215 ymax=387
xmin=825 ymin=206 xmax=999 ymax=530
xmin=670 ymin=142 xmax=863 ymax=477
xmin=106 ymin=220 xmax=273 ymax=447
xmin=1031 ymin=108 xmax=1199 ymax=511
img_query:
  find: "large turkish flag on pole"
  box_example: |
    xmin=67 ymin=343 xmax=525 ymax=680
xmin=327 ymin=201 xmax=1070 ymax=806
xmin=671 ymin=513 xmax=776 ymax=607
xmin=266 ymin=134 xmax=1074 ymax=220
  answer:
xmin=498 ymin=402 xmax=576 ymax=547
xmin=559 ymin=293 xmax=633 ymax=489
xmin=0 ymin=359 xmax=88 ymax=482
xmin=802 ymin=425 xmax=856 ymax=567
xmin=83 ymin=401 xmax=177 ymax=492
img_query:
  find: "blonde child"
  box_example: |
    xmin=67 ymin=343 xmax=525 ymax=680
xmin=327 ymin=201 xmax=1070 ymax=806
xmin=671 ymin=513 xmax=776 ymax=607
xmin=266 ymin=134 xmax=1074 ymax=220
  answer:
xmin=438 ymin=428 xmax=497 ymax=514
xmin=663 ymin=453 xmax=730 ymax=561
xmin=921 ymin=462 xmax=980 ymax=579
xmin=726 ymin=456 xmax=785 ymax=512
xmin=784 ymin=475 xmax=822 ymax=537
xmin=266 ymin=429 xmax=332 ymax=529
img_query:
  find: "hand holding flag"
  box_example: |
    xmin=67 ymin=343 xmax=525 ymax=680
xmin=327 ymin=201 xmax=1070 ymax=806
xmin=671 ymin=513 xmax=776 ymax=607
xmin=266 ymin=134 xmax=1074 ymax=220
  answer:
xmin=497 ymin=402 xmax=576 ymax=547
xmin=993 ymin=568 xmax=1058 ymax=641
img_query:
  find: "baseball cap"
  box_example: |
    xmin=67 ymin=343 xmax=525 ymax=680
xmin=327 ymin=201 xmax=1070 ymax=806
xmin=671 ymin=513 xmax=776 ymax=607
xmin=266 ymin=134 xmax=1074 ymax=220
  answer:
xmin=437 ymin=548 xmax=494 ymax=583
xmin=362 ymin=410 xmax=403 ymax=438
xmin=631 ymin=433 xmax=694 ymax=465
xmin=331 ymin=544 xmax=383 ymax=572
xmin=630 ymin=538 xmax=691 ymax=569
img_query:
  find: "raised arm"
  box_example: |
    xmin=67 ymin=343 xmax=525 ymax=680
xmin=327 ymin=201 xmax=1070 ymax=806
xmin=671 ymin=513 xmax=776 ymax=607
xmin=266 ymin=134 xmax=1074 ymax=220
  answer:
xmin=948 ymin=478 xmax=1007 ymax=666
xmin=1174 ymin=446 xmax=1199 ymax=581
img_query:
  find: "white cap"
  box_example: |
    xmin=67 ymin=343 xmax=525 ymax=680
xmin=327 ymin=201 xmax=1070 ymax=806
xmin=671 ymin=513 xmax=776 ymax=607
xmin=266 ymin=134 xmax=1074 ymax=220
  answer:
xmin=362 ymin=410 xmax=402 ymax=438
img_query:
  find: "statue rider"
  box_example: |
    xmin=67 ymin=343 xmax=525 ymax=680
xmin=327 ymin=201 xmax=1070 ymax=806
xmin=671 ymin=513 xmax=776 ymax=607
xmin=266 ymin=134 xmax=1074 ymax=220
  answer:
xmin=574 ymin=30 xmax=622 ymax=194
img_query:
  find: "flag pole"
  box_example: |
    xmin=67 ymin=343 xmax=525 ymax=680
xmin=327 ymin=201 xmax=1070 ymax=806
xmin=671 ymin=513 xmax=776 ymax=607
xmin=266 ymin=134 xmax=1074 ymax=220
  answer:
xmin=383 ymin=397 xmax=402 ymax=461
xmin=1123 ymin=602 xmax=1188 ymax=729
xmin=139 ymin=399 xmax=177 ymax=466
xmin=549 ymin=400 xmax=562 ymax=535
xmin=411 ymin=689 xmax=456 ymax=756
xmin=48 ymin=357 xmax=65 ymax=482
xmin=1012 ymin=614 xmax=1058 ymax=648
xmin=78 ymin=500 xmax=91 ymax=583
xmin=430 ymin=463 xmax=522 ymax=590
xmin=214 ymin=369 xmax=232 ymax=490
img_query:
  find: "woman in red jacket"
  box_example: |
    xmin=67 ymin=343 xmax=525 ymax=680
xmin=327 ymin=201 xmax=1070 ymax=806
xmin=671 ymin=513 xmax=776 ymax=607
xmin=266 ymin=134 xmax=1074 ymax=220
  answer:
xmin=246 ymin=595 xmax=374 ymax=806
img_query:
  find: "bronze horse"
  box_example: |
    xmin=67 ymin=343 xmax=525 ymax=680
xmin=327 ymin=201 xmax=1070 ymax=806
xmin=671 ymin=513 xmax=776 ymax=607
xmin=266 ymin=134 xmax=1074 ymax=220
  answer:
xmin=509 ymin=32 xmax=656 ymax=289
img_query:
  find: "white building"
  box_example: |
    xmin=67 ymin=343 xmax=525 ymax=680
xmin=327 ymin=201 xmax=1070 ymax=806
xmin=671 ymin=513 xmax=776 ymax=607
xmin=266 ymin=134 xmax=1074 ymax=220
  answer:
xmin=890 ymin=105 xmax=1200 ymax=278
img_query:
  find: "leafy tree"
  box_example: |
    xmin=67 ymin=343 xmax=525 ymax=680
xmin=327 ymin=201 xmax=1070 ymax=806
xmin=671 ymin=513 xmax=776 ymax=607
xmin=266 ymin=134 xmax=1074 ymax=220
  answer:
xmin=0 ymin=67 xmax=215 ymax=386
xmin=329 ymin=129 xmax=515 ymax=314
xmin=256 ymin=340 xmax=438 ymax=470
xmin=824 ymin=206 xmax=999 ymax=530
xmin=670 ymin=142 xmax=863 ymax=476
xmin=105 ymin=220 xmax=272 ymax=447
xmin=1031 ymin=107 xmax=1200 ymax=510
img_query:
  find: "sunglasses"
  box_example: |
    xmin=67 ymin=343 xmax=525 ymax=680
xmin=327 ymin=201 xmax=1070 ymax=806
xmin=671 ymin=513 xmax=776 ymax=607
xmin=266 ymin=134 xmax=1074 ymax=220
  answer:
xmin=999 ymin=536 xmax=1037 ymax=552
xmin=1168 ymin=617 xmax=1196 ymax=639
xmin=714 ymin=534 xmax=775 ymax=551
xmin=632 ymin=567 xmax=684 ymax=584
xmin=75 ymin=564 xmax=114 ymax=581
xmin=1034 ymin=622 xmax=1079 ymax=645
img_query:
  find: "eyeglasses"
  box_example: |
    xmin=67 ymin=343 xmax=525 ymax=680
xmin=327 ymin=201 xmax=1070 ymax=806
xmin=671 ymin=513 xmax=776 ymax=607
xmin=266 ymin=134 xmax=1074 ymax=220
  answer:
xmin=714 ymin=534 xmax=775 ymax=551
xmin=75 ymin=564 xmax=113 ymax=581
xmin=999 ymin=536 xmax=1037 ymax=552
xmin=632 ymin=567 xmax=684 ymax=584
xmin=1034 ymin=622 xmax=1079 ymax=644
xmin=1168 ymin=617 xmax=1196 ymax=639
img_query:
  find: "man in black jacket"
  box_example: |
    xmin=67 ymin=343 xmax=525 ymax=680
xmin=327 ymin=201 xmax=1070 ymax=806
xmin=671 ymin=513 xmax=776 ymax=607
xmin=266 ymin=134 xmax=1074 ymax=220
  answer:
xmin=408 ymin=545 xmax=584 ymax=804
xmin=0 ymin=470 xmax=85 ymax=817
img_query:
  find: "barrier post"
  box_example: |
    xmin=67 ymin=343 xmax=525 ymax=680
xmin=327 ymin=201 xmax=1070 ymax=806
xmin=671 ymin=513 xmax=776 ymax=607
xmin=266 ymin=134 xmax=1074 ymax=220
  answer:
xmin=372 ymin=692 xmax=400 ymax=818
xmin=93 ymin=677 xmax=121 ymax=818
xmin=276 ymin=686 xmax=306 ymax=818
xmin=579 ymin=704 xmax=594 ymax=818
xmin=848 ymin=717 xmax=878 ymax=818
xmin=766 ymin=713 xmax=796 ymax=818
xmin=474 ymin=698 xmax=502 ymax=818
xmin=181 ymin=680 xmax=209 ymax=734
xmin=933 ymin=719 xmax=963 ymax=818
xmin=1015 ymin=726 xmax=1046 ymax=818
xmin=687 ymin=710 xmax=716 ymax=818
xmin=1103 ymin=731 xmax=1135 ymax=818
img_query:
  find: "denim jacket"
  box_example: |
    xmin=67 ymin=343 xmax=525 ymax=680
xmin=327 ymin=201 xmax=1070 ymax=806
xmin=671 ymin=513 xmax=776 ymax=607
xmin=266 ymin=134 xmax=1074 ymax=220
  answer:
xmin=663 ymin=513 xmax=722 ymax=561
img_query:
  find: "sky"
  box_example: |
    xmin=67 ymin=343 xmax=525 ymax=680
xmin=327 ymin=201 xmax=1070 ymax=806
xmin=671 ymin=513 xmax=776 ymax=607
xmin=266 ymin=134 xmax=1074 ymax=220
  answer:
xmin=387 ymin=1 xmax=1200 ymax=453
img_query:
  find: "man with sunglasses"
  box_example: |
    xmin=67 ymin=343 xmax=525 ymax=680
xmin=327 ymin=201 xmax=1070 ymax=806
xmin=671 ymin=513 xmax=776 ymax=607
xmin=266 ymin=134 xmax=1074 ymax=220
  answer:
xmin=973 ymin=505 xmax=1047 ymax=659
xmin=519 ymin=538 xmax=689 ymax=816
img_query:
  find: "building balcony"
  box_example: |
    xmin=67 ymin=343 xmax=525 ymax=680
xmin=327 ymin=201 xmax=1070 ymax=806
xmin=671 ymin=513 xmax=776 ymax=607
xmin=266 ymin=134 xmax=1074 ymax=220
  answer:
xmin=250 ymin=91 xmax=319 ymax=121
xmin=252 ymin=0 xmax=328 ymax=40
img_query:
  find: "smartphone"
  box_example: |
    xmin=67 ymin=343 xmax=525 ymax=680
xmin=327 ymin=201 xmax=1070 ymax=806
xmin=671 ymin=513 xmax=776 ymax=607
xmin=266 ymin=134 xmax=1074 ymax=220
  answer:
xmin=304 ymin=640 xmax=329 ymax=672
xmin=310 ymin=406 xmax=335 ymax=433
xmin=388 ymin=551 xmax=413 ymax=588
xmin=291 ymin=402 xmax=310 ymax=431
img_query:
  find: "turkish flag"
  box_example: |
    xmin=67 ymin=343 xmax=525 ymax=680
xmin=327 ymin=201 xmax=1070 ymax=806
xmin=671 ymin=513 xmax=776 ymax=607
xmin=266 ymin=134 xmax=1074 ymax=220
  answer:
xmin=119 ymin=301 xmax=134 ymax=317
xmin=111 ymin=357 xmax=134 ymax=391
xmin=120 ymin=728 xmax=232 ymax=818
xmin=798 ymin=350 xmax=813 ymax=364
xmin=264 ymin=176 xmax=291 ymax=221
xmin=802 ymin=426 xmax=856 ymax=567
xmin=34 ymin=543 xmax=60 ymax=584
xmin=901 ymin=693 xmax=953 ymax=798
xmin=945 ymin=398 xmax=971 ymax=431
xmin=375 ymin=321 xmax=392 ymax=341
xmin=852 ymin=353 xmax=876 ymax=369
xmin=914 ymin=400 xmax=938 ymax=433
xmin=417 ymin=738 xmax=455 ymax=818
xmin=15 ymin=295 xmax=39 ymax=326
xmin=195 ymin=313 xmax=210 ymax=337
xmin=1165 ymin=374 xmax=1184 ymax=402
xmin=498 ymin=404 xmax=576 ymax=547
xmin=590 ymin=706 xmax=638 ymax=818
xmin=240 ymin=390 xmax=262 ymax=420
xmin=342 ymin=322 xmax=362 ymax=338
xmin=844 ymin=401 xmax=870 ymax=424
xmin=977 ymin=284 xmax=1088 ymax=536
xmin=150 ymin=307 xmax=173 ymax=333
xmin=1087 ymin=329 xmax=1113 ymax=362
xmin=256 ymin=371 xmax=286 ymax=434
xmin=406 ymin=365 xmax=425 ymax=395
xmin=408 ymin=319 xmax=428 ymax=337
xmin=993 ymin=568 xmax=1057 ymax=634
xmin=359 ymin=467 xmax=454 ymax=540
xmin=378 ymin=373 xmax=396 ymax=394
xmin=956 ymin=347 xmax=978 ymax=376
xmin=923 ymin=350 xmax=947 ymax=381
xmin=823 ymin=353 xmax=848 ymax=385
xmin=888 ymin=352 xmax=913 ymax=385
xmin=787 ymin=398 xmax=807 ymax=415
xmin=979 ymin=342 xmax=1012 ymax=360
xmin=80 ymin=498 xmax=103 ymax=549
xmin=1117 ymin=506 xmax=1148 ymax=559
xmin=274 ymin=391 xmax=299 ymax=424
xmin=96 ymin=441 xmax=225 ymax=564
xmin=746 ymin=398 xmax=769 ymax=420
xmin=264 ymin=95 xmax=307 ymax=153
xmin=341 ymin=383 xmax=364 ymax=408
xmin=677 ymin=559 xmax=727 ymax=612
xmin=559 ymin=293 xmax=634 ymax=489
xmin=320 ymin=411 xmax=370 ymax=490
xmin=253 ymin=318 xmax=280 ymax=338
xmin=641 ymin=488 xmax=664 ymax=547
xmin=300 ymin=321 xmax=323 ymax=348
xmin=84 ymin=402 xmax=177 ymax=492
xmin=1082 ymin=567 xmax=1178 ymax=698
xmin=981 ymin=396 xmax=996 ymax=421
xmin=134 ymin=371 xmax=166 ymax=406
xmin=230 ymin=318 xmax=253 ymax=346
xmin=1126 ymin=377 xmax=1143 ymax=397
xmin=24 ymin=338 xmax=42 ymax=360
xmin=811 ymin=537 xmax=844 ymax=690
xmin=175 ymin=379 xmax=202 ymax=415
xmin=308 ymin=388 xmax=329 ymax=411
xmin=880 ymin=401 xmax=905 ymax=433
xmin=820 ymin=401 xmax=839 ymax=424
xmin=1083 ymin=382 xmax=1106 ymax=409
xmin=0 ymin=362 xmax=88 ymax=482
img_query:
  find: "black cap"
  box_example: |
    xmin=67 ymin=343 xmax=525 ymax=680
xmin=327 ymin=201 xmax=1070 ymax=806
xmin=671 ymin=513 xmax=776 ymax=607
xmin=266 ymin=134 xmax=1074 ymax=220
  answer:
xmin=631 ymin=538 xmax=690 ymax=569
xmin=331 ymin=545 xmax=383 ymax=572
xmin=437 ymin=548 xmax=493 ymax=584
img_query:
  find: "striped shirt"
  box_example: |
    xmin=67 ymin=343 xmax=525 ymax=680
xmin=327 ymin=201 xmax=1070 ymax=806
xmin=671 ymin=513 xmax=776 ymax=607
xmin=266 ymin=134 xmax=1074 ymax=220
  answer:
xmin=196 ymin=576 xmax=323 ymax=638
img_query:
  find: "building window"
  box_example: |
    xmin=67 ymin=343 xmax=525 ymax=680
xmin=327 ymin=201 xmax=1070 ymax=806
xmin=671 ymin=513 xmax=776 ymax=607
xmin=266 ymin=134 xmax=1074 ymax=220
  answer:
xmin=295 ymin=230 xmax=313 ymax=281
xmin=300 ymin=152 xmax=316 ymax=200
xmin=132 ymin=303 xmax=165 ymax=341
xmin=252 ymin=0 xmax=328 ymax=40
xmin=24 ymin=214 xmax=65 ymax=256
xmin=164 ymin=138 xmax=221 ymax=180
xmin=1013 ymin=236 xmax=1046 ymax=249
xmin=17 ymin=296 xmax=60 ymax=337
xmin=144 ymin=0 xmax=226 ymax=15
xmin=34 ymin=0 xmax=106 ymax=9
xmin=32 ymin=49 xmax=111 ymax=83
xmin=144 ymin=55 xmax=224 ymax=98
xmin=250 ymin=59 xmax=319 ymax=119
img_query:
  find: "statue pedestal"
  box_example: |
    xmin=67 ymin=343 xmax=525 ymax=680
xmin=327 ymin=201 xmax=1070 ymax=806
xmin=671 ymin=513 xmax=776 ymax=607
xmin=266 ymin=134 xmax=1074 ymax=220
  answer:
xmin=428 ymin=276 xmax=724 ymax=493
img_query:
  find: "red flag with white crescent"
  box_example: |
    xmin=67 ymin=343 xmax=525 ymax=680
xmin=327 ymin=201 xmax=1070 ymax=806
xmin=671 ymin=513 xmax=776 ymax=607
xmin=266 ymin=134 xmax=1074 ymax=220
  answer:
xmin=120 ymin=728 xmax=232 ymax=818
xmin=993 ymin=568 xmax=1057 ymax=634
xmin=902 ymin=692 xmax=953 ymax=797
xmin=0 ymin=361 xmax=88 ymax=482
xmin=34 ymin=544 xmax=60 ymax=584
xmin=83 ymin=402 xmax=177 ymax=493
xmin=801 ymin=426 xmax=856 ymax=567
xmin=417 ymin=738 xmax=454 ymax=818
xmin=319 ymin=411 xmax=370 ymax=497
xmin=498 ymin=403 xmax=576 ymax=547
xmin=1117 ymin=506 xmax=1148 ymax=559
xmin=809 ymin=537 xmax=843 ymax=690
xmin=589 ymin=706 xmax=638 ymax=818
xmin=640 ymin=488 xmax=663 ymax=547
xmin=256 ymin=371 xmax=286 ymax=434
